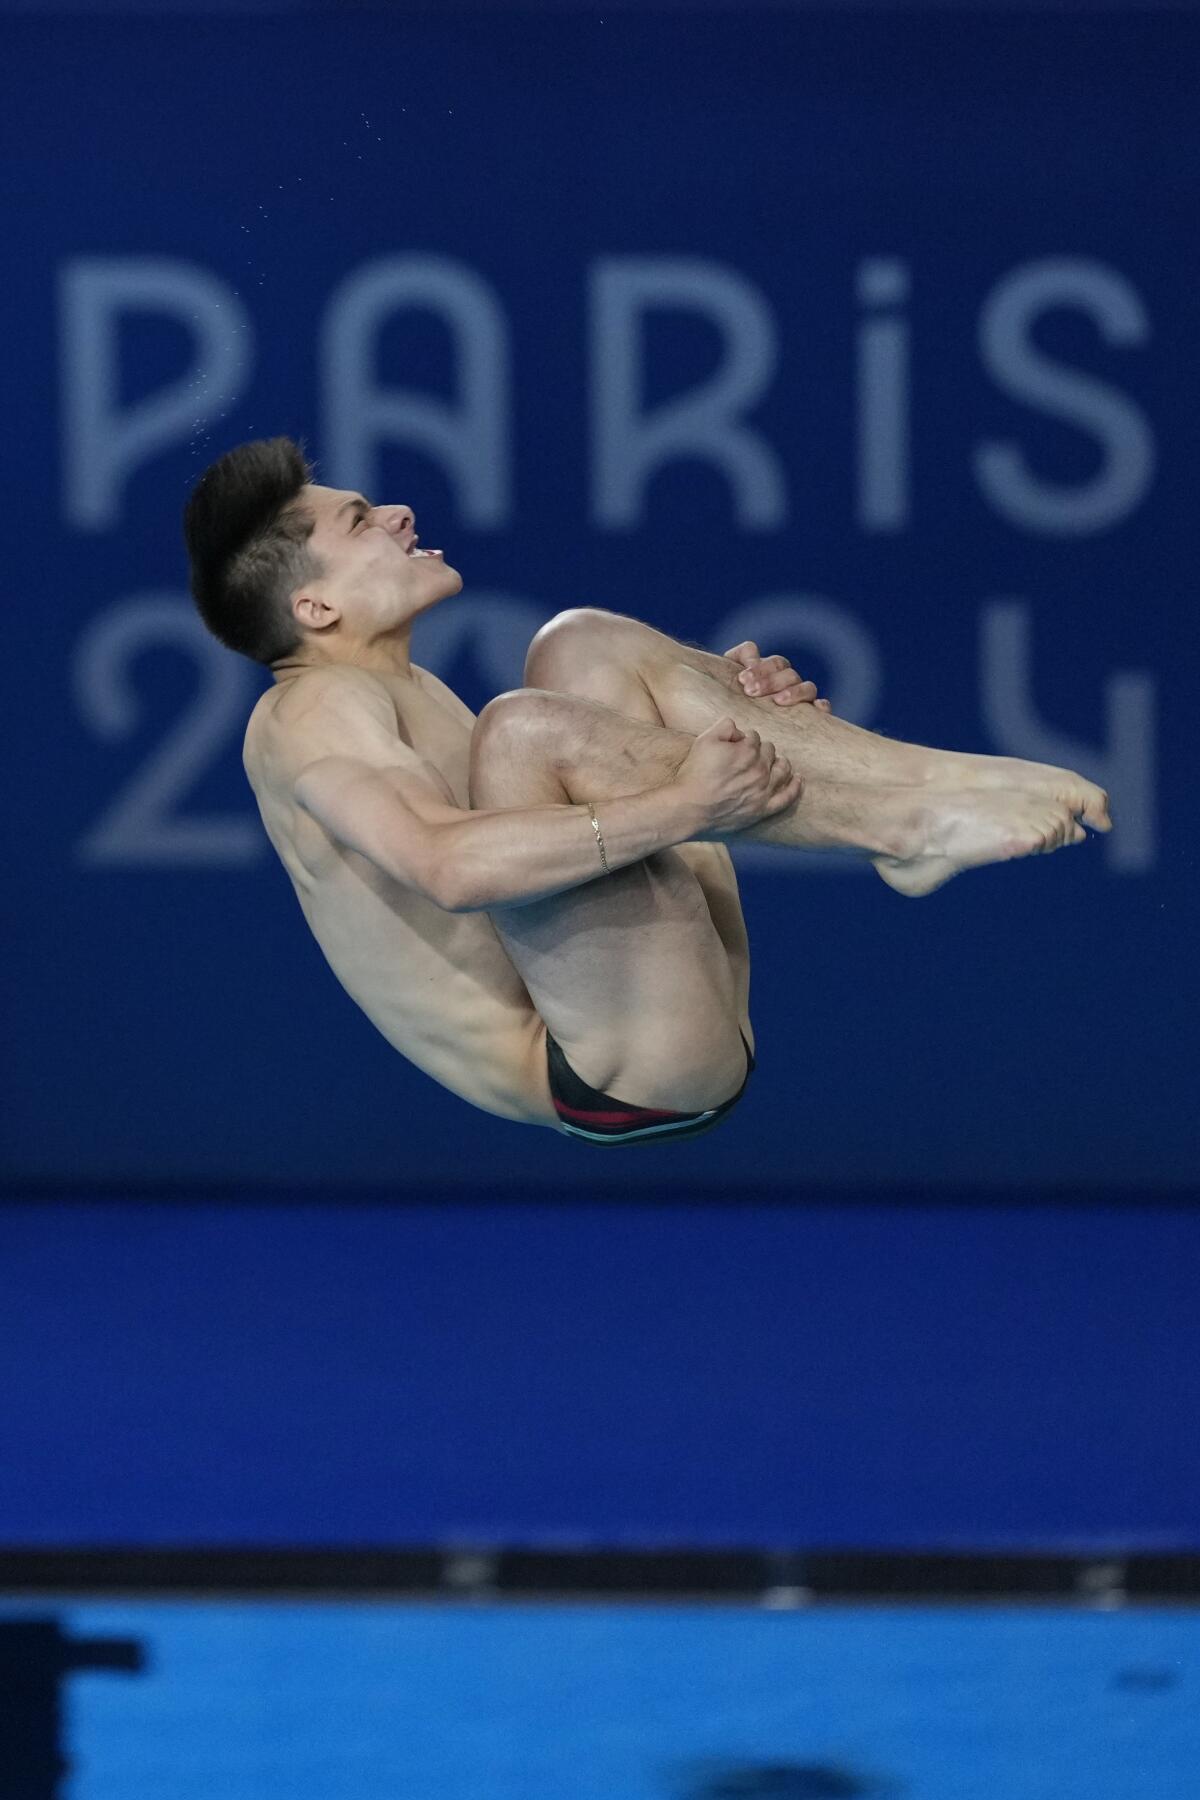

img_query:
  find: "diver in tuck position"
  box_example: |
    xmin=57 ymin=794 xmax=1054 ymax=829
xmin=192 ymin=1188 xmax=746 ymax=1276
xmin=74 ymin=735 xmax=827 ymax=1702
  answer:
xmin=184 ymin=436 xmax=1111 ymax=1145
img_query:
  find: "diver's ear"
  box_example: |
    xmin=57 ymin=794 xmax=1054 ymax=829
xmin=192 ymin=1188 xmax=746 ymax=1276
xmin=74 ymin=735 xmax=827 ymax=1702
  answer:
xmin=293 ymin=591 xmax=339 ymax=633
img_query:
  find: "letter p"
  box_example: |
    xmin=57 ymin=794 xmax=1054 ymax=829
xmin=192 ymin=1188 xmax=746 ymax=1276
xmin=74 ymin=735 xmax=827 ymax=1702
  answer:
xmin=60 ymin=258 xmax=252 ymax=528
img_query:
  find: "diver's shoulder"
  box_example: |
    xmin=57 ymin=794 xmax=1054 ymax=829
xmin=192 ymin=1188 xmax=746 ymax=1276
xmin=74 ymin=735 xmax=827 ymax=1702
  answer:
xmin=257 ymin=665 xmax=398 ymax=737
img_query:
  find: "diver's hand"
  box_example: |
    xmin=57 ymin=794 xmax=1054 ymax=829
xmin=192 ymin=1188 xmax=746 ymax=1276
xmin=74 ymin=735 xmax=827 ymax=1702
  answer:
xmin=672 ymin=716 xmax=803 ymax=838
xmin=723 ymin=640 xmax=832 ymax=711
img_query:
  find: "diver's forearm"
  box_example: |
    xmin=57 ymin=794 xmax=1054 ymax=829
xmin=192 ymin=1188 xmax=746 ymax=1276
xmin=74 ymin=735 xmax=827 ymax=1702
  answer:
xmin=436 ymin=786 xmax=704 ymax=911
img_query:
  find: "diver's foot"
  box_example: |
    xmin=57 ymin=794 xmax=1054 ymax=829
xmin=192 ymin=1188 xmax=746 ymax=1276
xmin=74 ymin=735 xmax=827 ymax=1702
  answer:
xmin=924 ymin=751 xmax=1111 ymax=833
xmin=874 ymin=788 xmax=1089 ymax=897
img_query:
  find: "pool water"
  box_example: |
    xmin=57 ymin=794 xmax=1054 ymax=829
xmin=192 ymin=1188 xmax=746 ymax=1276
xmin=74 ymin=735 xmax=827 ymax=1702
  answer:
xmin=1 ymin=1599 xmax=1196 ymax=1798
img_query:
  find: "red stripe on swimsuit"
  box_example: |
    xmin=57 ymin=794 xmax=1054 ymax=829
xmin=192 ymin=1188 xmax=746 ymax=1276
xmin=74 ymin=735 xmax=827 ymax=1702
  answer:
xmin=551 ymin=1099 xmax=684 ymax=1126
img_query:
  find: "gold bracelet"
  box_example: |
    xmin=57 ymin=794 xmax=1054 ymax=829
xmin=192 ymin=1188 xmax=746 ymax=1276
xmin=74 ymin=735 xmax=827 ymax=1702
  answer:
xmin=587 ymin=802 xmax=611 ymax=874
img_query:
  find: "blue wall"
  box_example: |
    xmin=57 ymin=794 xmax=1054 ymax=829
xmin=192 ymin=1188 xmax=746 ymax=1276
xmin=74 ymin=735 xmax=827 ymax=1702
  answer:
xmin=5 ymin=10 xmax=1195 ymax=1185
xmin=3 ymin=1196 xmax=1198 ymax=1551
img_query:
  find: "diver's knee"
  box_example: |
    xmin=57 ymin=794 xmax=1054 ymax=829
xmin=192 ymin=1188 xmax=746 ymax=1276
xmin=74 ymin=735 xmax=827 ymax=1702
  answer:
xmin=523 ymin=607 xmax=633 ymax=688
xmin=469 ymin=688 xmax=582 ymax=803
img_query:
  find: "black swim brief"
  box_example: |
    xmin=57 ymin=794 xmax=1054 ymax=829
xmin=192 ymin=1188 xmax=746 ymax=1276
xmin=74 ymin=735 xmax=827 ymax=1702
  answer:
xmin=545 ymin=1030 xmax=755 ymax=1146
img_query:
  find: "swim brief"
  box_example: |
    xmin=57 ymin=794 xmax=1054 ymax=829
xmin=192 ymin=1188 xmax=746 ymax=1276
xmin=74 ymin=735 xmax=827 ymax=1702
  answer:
xmin=545 ymin=1029 xmax=755 ymax=1146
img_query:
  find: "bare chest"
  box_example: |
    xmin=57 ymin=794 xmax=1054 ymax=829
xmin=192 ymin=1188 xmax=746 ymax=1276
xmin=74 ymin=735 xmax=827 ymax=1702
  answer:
xmin=383 ymin=669 xmax=476 ymax=804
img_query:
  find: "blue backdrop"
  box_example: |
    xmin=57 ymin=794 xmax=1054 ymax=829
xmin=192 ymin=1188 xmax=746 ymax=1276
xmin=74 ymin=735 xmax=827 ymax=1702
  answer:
xmin=5 ymin=1196 xmax=1198 ymax=1550
xmin=4 ymin=10 xmax=1195 ymax=1187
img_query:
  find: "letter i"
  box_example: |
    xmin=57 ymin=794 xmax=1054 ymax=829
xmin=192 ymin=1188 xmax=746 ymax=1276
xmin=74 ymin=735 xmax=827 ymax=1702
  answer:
xmin=855 ymin=259 xmax=912 ymax=531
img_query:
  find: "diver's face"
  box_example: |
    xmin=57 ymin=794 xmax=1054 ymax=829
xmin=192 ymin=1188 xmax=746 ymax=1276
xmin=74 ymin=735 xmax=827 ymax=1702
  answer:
xmin=301 ymin=483 xmax=463 ymax=635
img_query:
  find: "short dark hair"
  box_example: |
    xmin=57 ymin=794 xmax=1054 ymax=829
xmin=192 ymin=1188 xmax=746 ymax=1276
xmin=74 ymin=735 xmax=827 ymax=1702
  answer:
xmin=183 ymin=435 xmax=325 ymax=666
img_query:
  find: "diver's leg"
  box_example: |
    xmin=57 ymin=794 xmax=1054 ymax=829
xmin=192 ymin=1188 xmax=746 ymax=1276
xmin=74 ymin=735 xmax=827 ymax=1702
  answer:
xmin=525 ymin=607 xmax=1111 ymax=831
xmin=522 ymin=613 xmax=1092 ymax=897
xmin=468 ymin=689 xmax=748 ymax=1113
xmin=520 ymin=629 xmax=756 ymax=1041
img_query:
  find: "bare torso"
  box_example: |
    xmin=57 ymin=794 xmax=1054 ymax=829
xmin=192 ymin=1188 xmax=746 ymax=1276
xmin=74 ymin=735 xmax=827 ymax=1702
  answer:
xmin=243 ymin=665 xmax=558 ymax=1127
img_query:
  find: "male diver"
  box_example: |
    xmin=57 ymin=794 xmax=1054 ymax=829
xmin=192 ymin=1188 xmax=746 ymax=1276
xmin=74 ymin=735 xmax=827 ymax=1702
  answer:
xmin=184 ymin=436 xmax=1109 ymax=1144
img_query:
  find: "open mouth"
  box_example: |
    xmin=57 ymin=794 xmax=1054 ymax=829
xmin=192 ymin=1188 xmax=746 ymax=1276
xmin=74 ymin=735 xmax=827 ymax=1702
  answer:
xmin=406 ymin=545 xmax=443 ymax=560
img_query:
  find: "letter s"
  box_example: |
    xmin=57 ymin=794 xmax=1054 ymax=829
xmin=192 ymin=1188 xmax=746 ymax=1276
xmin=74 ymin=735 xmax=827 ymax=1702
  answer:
xmin=975 ymin=258 xmax=1155 ymax=536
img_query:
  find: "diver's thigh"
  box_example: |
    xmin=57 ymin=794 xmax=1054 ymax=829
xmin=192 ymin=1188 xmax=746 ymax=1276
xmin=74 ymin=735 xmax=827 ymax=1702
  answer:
xmin=490 ymin=849 xmax=746 ymax=1112
xmin=672 ymin=841 xmax=753 ymax=1047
